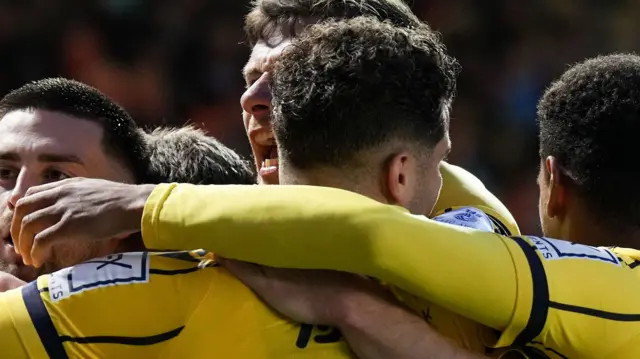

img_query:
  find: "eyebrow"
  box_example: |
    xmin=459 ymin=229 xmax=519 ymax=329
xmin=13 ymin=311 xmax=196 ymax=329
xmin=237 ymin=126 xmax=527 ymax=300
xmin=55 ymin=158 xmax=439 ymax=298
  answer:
xmin=0 ymin=152 xmax=85 ymax=165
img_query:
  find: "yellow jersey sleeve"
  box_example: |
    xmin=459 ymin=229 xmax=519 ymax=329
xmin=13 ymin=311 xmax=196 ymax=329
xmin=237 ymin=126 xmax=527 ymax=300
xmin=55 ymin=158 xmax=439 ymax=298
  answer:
xmin=141 ymin=184 xmax=640 ymax=358
xmin=495 ymin=237 xmax=640 ymax=359
xmin=435 ymin=162 xmax=520 ymax=235
xmin=142 ymin=184 xmax=519 ymax=330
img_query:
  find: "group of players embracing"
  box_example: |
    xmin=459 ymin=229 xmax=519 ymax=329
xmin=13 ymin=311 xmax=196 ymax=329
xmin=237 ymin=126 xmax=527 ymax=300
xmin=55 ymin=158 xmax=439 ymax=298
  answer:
xmin=0 ymin=0 xmax=637 ymax=358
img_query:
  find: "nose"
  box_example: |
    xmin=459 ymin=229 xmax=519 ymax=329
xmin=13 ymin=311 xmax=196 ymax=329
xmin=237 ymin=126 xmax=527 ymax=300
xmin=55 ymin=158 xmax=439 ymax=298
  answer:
xmin=240 ymin=73 xmax=272 ymax=122
xmin=8 ymin=170 xmax=39 ymax=210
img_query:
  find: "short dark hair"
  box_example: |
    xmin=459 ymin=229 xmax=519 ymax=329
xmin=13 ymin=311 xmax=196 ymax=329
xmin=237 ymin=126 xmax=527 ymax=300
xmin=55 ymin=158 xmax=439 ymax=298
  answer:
xmin=244 ymin=0 xmax=423 ymax=46
xmin=144 ymin=126 xmax=256 ymax=185
xmin=0 ymin=78 xmax=149 ymax=183
xmin=271 ymin=17 xmax=458 ymax=169
xmin=538 ymin=54 xmax=640 ymax=225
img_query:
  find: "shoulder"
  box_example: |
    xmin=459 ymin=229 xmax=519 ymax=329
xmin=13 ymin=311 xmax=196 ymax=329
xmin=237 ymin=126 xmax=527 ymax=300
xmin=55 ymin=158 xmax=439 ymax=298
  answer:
xmin=431 ymin=206 xmax=514 ymax=236
xmin=435 ymin=162 xmax=520 ymax=235
xmin=431 ymin=206 xmax=496 ymax=232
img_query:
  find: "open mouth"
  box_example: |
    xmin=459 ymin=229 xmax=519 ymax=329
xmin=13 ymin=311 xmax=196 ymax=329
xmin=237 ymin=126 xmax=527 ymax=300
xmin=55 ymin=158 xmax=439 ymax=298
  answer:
xmin=254 ymin=131 xmax=279 ymax=183
xmin=261 ymin=145 xmax=279 ymax=175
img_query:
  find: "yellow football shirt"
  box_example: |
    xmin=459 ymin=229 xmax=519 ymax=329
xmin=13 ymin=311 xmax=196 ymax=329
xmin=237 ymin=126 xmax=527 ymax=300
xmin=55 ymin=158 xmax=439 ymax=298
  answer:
xmin=398 ymin=162 xmax=521 ymax=355
xmin=144 ymin=163 xmax=522 ymax=356
xmin=144 ymin=168 xmax=523 ymax=356
xmin=141 ymin=184 xmax=640 ymax=358
xmin=0 ymin=250 xmax=353 ymax=359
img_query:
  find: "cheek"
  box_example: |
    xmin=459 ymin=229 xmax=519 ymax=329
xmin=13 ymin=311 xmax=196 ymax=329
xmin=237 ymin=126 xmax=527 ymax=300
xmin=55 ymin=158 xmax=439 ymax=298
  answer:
xmin=0 ymin=191 xmax=12 ymax=234
xmin=0 ymin=189 xmax=11 ymax=212
xmin=242 ymin=109 xmax=251 ymax=132
xmin=421 ymin=165 xmax=444 ymax=214
xmin=430 ymin=162 xmax=444 ymax=196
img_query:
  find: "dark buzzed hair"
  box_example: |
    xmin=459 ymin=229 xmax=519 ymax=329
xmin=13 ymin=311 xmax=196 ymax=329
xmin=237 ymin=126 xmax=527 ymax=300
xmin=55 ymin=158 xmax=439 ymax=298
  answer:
xmin=271 ymin=17 xmax=458 ymax=169
xmin=0 ymin=78 xmax=149 ymax=183
xmin=144 ymin=126 xmax=256 ymax=185
xmin=538 ymin=53 xmax=640 ymax=225
xmin=244 ymin=0 xmax=423 ymax=46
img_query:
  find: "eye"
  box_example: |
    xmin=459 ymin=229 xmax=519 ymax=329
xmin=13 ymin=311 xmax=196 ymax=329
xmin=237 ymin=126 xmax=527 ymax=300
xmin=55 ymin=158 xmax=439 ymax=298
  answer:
xmin=43 ymin=168 xmax=71 ymax=182
xmin=245 ymin=77 xmax=259 ymax=89
xmin=244 ymin=70 xmax=265 ymax=89
xmin=0 ymin=166 xmax=18 ymax=181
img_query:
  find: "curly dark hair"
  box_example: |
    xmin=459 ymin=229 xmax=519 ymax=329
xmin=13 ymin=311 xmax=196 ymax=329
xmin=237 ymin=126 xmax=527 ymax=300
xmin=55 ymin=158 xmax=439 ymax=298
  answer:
xmin=538 ymin=54 xmax=640 ymax=225
xmin=0 ymin=78 xmax=149 ymax=183
xmin=271 ymin=16 xmax=459 ymax=169
xmin=244 ymin=0 xmax=424 ymax=46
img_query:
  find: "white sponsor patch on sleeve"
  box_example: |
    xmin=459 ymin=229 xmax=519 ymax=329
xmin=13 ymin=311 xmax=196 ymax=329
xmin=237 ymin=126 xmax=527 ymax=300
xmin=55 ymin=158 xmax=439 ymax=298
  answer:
xmin=432 ymin=207 xmax=494 ymax=232
xmin=529 ymin=236 xmax=620 ymax=266
xmin=48 ymin=252 xmax=150 ymax=302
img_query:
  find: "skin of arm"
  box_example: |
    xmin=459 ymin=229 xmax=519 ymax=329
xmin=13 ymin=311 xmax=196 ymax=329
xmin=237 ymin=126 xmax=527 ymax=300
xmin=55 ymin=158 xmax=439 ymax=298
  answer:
xmin=220 ymin=259 xmax=489 ymax=359
xmin=338 ymin=289 xmax=489 ymax=359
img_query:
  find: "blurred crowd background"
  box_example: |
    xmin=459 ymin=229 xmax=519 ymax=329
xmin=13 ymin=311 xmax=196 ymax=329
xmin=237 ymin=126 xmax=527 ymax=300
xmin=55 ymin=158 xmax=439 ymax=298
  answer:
xmin=1 ymin=0 xmax=637 ymax=234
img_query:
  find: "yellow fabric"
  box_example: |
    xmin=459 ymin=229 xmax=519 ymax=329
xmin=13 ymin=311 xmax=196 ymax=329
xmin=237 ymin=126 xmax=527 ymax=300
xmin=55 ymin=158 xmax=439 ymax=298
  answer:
xmin=142 ymin=185 xmax=515 ymax=331
xmin=401 ymin=163 xmax=521 ymax=354
xmin=435 ymin=162 xmax=520 ymax=236
xmin=0 ymin=286 xmax=48 ymax=359
xmin=0 ymin=250 xmax=353 ymax=359
xmin=142 ymin=184 xmax=640 ymax=359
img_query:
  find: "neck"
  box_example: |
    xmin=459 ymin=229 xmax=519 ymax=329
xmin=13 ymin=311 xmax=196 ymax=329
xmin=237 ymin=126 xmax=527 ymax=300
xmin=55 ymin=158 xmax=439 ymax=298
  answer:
xmin=280 ymin=166 xmax=389 ymax=204
xmin=563 ymin=206 xmax=640 ymax=248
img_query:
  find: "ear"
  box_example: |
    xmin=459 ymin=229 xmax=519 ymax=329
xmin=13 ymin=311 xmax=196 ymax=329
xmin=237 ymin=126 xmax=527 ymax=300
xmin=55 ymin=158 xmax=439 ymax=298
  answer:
xmin=545 ymin=156 xmax=566 ymax=219
xmin=384 ymin=152 xmax=416 ymax=207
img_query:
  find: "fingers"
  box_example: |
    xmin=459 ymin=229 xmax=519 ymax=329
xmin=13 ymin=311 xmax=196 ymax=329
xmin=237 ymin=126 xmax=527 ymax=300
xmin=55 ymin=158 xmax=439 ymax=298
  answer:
xmin=13 ymin=178 xmax=76 ymax=243
xmin=12 ymin=206 xmax=61 ymax=267
xmin=30 ymin=222 xmax=66 ymax=268
xmin=11 ymin=190 xmax=56 ymax=248
xmin=22 ymin=177 xmax=78 ymax=197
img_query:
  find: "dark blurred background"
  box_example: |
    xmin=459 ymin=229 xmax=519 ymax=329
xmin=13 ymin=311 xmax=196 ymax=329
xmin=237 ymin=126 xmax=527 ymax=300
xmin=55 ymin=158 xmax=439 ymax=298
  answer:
xmin=1 ymin=0 xmax=636 ymax=233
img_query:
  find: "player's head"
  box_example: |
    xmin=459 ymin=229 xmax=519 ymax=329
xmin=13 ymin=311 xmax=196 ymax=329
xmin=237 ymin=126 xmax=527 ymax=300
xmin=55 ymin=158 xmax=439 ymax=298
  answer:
xmin=271 ymin=17 xmax=456 ymax=214
xmin=241 ymin=0 xmax=423 ymax=185
xmin=144 ymin=126 xmax=256 ymax=185
xmin=537 ymin=54 xmax=640 ymax=243
xmin=0 ymin=78 xmax=148 ymax=280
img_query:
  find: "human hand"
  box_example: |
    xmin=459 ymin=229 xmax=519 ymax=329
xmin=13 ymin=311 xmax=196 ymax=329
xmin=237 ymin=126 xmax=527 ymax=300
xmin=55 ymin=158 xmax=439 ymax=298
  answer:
xmin=218 ymin=258 xmax=392 ymax=326
xmin=10 ymin=177 xmax=155 ymax=268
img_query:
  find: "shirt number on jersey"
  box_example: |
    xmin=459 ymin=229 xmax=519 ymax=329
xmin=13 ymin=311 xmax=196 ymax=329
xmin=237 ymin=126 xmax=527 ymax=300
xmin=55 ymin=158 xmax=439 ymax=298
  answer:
xmin=296 ymin=325 xmax=343 ymax=349
xmin=48 ymin=252 xmax=150 ymax=302
xmin=530 ymin=236 xmax=620 ymax=266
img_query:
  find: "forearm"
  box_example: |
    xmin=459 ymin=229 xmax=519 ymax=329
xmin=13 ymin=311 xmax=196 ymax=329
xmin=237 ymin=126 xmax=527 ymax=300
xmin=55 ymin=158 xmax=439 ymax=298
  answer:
xmin=142 ymin=184 xmax=517 ymax=329
xmin=338 ymin=292 xmax=487 ymax=359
